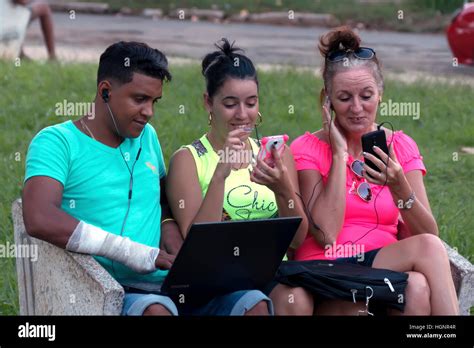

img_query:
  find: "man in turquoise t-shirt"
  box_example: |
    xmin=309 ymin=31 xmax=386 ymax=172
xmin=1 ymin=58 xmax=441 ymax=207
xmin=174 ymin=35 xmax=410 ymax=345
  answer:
xmin=23 ymin=41 xmax=182 ymax=315
xmin=23 ymin=41 xmax=272 ymax=316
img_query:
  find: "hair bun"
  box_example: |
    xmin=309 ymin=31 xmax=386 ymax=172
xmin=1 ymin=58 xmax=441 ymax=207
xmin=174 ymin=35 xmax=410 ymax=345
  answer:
xmin=318 ymin=26 xmax=361 ymax=58
xmin=202 ymin=38 xmax=243 ymax=76
xmin=201 ymin=38 xmax=258 ymax=97
xmin=216 ymin=38 xmax=241 ymax=57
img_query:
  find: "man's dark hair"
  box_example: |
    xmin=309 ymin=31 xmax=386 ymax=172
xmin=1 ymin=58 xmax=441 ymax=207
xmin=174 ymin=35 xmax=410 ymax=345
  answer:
xmin=97 ymin=41 xmax=172 ymax=86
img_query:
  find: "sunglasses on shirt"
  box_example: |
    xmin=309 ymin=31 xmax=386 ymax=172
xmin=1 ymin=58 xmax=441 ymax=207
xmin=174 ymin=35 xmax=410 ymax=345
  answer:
xmin=326 ymin=47 xmax=376 ymax=63
xmin=350 ymin=160 xmax=372 ymax=202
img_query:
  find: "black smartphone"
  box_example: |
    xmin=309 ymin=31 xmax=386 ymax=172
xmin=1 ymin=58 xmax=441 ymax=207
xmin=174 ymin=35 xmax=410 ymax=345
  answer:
xmin=361 ymin=129 xmax=389 ymax=174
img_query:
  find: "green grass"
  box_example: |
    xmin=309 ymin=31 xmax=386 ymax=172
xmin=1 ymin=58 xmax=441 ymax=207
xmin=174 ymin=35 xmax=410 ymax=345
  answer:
xmin=65 ymin=0 xmax=464 ymax=32
xmin=0 ymin=61 xmax=472 ymax=315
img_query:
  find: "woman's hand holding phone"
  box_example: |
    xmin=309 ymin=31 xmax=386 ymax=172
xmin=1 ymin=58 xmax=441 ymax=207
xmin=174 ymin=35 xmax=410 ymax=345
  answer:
xmin=362 ymin=143 xmax=405 ymax=189
xmin=322 ymin=95 xmax=347 ymax=157
xmin=251 ymin=144 xmax=292 ymax=196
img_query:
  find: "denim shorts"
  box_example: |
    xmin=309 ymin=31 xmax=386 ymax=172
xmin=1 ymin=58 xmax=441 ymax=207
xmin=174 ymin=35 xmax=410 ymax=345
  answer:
xmin=121 ymin=289 xmax=273 ymax=316
xmin=121 ymin=292 xmax=179 ymax=316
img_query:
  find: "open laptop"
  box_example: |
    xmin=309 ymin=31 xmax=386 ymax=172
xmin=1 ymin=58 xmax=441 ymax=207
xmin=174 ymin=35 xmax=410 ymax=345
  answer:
xmin=157 ymin=217 xmax=302 ymax=306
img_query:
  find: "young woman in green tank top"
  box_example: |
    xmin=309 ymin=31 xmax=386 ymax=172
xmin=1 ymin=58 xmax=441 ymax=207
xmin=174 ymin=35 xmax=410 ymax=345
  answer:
xmin=166 ymin=39 xmax=313 ymax=315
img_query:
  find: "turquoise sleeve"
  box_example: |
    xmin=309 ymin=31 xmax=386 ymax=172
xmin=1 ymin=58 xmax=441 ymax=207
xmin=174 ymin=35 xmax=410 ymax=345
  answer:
xmin=24 ymin=127 xmax=70 ymax=186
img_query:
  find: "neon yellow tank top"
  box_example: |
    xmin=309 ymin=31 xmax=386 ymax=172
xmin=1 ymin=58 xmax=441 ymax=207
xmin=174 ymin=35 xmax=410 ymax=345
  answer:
xmin=184 ymin=134 xmax=278 ymax=220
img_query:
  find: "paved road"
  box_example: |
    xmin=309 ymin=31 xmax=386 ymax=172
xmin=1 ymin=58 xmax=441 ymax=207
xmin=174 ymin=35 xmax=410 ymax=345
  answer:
xmin=24 ymin=13 xmax=474 ymax=81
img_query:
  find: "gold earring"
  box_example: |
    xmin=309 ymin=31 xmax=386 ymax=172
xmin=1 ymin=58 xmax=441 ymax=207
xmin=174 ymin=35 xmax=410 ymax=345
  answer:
xmin=255 ymin=112 xmax=263 ymax=127
xmin=208 ymin=112 xmax=212 ymax=126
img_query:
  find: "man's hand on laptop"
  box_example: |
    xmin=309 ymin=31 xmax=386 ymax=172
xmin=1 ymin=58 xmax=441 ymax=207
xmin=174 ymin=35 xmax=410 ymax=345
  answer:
xmin=155 ymin=249 xmax=175 ymax=270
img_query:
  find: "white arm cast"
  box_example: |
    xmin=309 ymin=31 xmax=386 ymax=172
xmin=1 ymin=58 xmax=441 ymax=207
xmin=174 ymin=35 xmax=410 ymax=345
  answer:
xmin=66 ymin=221 xmax=159 ymax=274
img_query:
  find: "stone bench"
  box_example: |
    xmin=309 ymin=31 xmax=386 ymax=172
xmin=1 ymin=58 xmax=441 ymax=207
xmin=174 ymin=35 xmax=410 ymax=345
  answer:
xmin=12 ymin=198 xmax=473 ymax=315
xmin=12 ymin=199 xmax=123 ymax=315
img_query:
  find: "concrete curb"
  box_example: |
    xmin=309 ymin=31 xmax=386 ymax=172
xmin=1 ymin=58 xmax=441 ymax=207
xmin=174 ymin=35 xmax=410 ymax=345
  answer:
xmin=230 ymin=11 xmax=339 ymax=27
xmin=49 ymin=1 xmax=109 ymax=14
xmin=168 ymin=8 xmax=224 ymax=21
xmin=48 ymin=2 xmax=337 ymax=27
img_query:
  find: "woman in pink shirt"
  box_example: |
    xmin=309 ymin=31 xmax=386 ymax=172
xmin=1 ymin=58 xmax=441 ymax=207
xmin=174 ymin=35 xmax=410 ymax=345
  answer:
xmin=290 ymin=27 xmax=458 ymax=315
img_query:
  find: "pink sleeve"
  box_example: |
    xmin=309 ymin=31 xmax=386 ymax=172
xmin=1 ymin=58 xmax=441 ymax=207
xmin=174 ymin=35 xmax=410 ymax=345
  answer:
xmin=392 ymin=132 xmax=426 ymax=175
xmin=290 ymin=132 xmax=332 ymax=177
